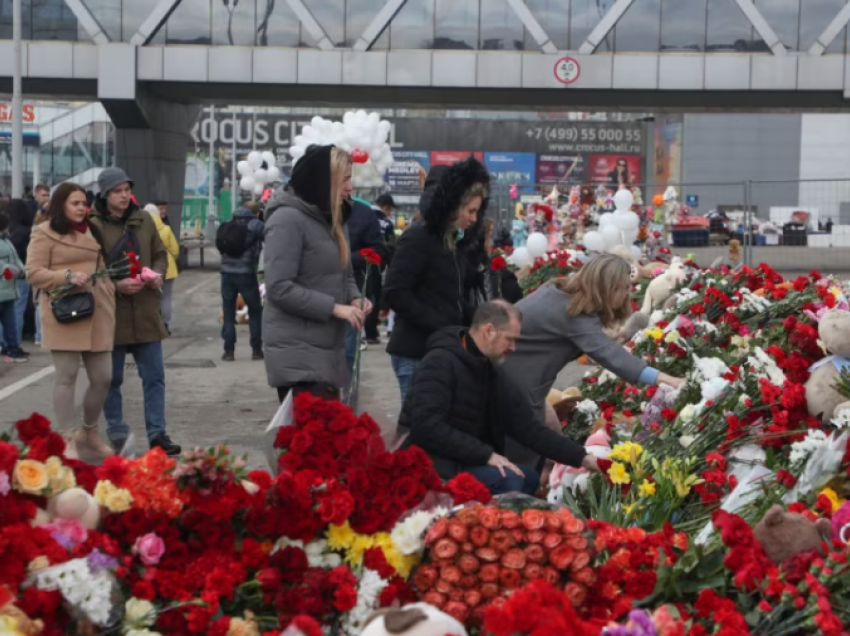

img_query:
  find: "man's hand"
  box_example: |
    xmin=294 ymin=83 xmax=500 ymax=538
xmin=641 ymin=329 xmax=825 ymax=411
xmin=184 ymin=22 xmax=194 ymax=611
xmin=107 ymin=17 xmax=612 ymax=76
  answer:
xmin=657 ymin=373 xmax=686 ymax=389
xmin=116 ymin=277 xmax=144 ymax=295
xmin=146 ymin=275 xmax=163 ymax=290
xmin=581 ymin=454 xmax=601 ymax=472
xmin=487 ymin=452 xmax=524 ymax=478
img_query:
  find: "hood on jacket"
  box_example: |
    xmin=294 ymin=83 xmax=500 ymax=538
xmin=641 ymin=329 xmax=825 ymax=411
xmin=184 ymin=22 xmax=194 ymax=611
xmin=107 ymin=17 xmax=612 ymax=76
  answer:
xmin=234 ymin=206 xmax=258 ymax=221
xmin=420 ymin=157 xmax=490 ymax=241
xmin=426 ymin=326 xmax=489 ymax=369
xmin=146 ymin=209 xmax=166 ymax=231
xmin=289 ymin=144 xmax=334 ymax=214
xmin=93 ymin=196 xmax=142 ymax=224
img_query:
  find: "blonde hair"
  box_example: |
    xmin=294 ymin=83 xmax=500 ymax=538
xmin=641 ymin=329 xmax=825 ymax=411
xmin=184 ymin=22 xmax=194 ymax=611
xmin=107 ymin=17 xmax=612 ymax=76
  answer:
xmin=330 ymin=147 xmax=352 ymax=267
xmin=550 ymin=253 xmax=632 ymax=327
xmin=444 ymin=182 xmax=488 ymax=251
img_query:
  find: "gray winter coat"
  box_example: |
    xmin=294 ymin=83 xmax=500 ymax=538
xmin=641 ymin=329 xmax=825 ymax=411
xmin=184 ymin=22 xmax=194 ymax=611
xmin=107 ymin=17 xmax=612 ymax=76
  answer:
xmin=262 ymin=190 xmax=360 ymax=389
xmin=0 ymin=233 xmax=24 ymax=303
xmin=220 ymin=207 xmax=265 ymax=275
xmin=501 ymin=283 xmax=648 ymax=463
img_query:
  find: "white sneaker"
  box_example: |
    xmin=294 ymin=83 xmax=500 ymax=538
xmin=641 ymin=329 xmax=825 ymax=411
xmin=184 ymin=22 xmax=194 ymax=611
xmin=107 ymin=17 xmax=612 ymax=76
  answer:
xmin=360 ymin=341 xmax=368 ymax=351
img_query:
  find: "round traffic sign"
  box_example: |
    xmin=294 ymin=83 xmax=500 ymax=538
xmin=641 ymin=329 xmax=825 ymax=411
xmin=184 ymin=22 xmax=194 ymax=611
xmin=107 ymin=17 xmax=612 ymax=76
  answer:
xmin=554 ymin=57 xmax=581 ymax=85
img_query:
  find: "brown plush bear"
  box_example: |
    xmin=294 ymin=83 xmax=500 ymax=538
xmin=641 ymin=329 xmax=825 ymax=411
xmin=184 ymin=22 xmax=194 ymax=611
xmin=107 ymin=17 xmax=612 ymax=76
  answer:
xmin=753 ymin=505 xmax=832 ymax=564
xmin=805 ymin=309 xmax=850 ymax=422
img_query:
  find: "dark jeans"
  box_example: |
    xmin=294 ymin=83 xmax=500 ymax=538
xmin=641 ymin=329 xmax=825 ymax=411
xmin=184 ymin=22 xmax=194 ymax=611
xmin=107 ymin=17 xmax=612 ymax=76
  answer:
xmin=0 ymin=300 xmax=19 ymax=350
xmin=277 ymin=383 xmax=340 ymax=404
xmin=221 ymin=272 xmax=262 ymax=352
xmin=364 ymin=277 xmax=382 ymax=339
xmin=105 ymin=341 xmax=167 ymax=443
xmin=461 ymin=464 xmax=540 ymax=496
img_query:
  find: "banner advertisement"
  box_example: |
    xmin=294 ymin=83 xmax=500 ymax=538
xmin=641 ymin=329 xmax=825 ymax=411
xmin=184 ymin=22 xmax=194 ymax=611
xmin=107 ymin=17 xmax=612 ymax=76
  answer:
xmin=484 ymin=152 xmax=536 ymax=189
xmin=536 ymin=154 xmax=586 ymax=187
xmin=430 ymin=151 xmax=484 ymax=166
xmin=588 ymin=154 xmax=642 ymax=191
xmin=653 ymin=120 xmax=683 ymax=195
xmin=385 ymin=151 xmax=431 ymax=191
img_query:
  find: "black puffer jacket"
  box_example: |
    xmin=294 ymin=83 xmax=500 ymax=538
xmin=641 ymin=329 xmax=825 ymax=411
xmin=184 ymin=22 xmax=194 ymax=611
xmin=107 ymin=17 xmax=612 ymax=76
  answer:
xmin=384 ymin=158 xmax=490 ymax=359
xmin=400 ymin=327 xmax=587 ymax=480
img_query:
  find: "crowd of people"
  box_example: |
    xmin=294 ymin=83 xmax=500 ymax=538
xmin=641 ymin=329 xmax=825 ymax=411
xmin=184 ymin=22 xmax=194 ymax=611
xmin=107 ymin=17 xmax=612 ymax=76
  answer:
xmin=0 ymin=146 xmax=685 ymax=497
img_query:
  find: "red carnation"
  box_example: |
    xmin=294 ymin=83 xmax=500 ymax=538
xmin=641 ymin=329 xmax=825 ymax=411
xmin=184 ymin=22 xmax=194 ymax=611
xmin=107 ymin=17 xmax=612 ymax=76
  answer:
xmin=359 ymin=248 xmax=382 ymax=266
xmin=288 ymin=615 xmax=324 ymax=636
xmin=1 ymin=268 xmax=12 ymax=281
xmin=447 ymin=473 xmax=492 ymax=505
xmin=0 ymin=441 xmax=19 ymax=474
xmin=363 ymin=547 xmax=396 ymax=579
xmin=15 ymin=413 xmax=52 ymax=444
xmin=490 ymin=256 xmax=507 ymax=272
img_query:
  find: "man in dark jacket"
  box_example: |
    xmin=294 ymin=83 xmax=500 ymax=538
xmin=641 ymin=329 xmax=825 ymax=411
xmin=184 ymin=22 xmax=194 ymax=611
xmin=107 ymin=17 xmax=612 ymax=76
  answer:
xmin=364 ymin=194 xmax=396 ymax=345
xmin=400 ymin=300 xmax=598 ymax=495
xmin=220 ymin=204 xmax=265 ymax=362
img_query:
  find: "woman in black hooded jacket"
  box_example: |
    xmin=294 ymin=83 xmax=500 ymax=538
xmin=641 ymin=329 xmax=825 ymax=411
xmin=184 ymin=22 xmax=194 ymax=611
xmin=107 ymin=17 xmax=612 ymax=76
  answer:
xmin=384 ymin=157 xmax=490 ymax=403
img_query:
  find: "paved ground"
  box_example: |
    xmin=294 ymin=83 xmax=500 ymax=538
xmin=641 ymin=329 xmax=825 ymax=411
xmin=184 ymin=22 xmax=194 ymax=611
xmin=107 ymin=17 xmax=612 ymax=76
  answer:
xmin=3 ymin=243 xmax=841 ymax=470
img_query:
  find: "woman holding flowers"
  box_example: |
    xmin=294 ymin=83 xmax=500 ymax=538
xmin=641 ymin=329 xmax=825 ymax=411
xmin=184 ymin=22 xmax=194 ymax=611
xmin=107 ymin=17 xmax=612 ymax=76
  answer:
xmin=263 ymin=145 xmax=368 ymax=403
xmin=502 ymin=254 xmax=684 ymax=465
xmin=26 ymin=182 xmax=116 ymax=460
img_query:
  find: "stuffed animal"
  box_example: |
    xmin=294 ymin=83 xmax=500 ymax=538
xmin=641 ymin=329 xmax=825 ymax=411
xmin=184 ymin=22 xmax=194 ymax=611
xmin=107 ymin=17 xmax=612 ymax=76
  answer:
xmin=805 ymin=309 xmax=850 ymax=422
xmin=361 ymin=604 xmax=468 ymax=636
xmin=640 ymin=258 xmax=687 ymax=315
xmin=728 ymin=239 xmax=741 ymax=262
xmin=753 ymin=504 xmax=832 ymax=564
xmin=831 ymin=502 xmax=850 ymax=545
xmin=0 ymin=587 xmax=44 ymax=635
xmin=33 ymin=487 xmax=102 ymax=531
xmin=615 ymin=312 xmax=650 ymax=344
xmin=548 ymin=430 xmax=611 ymax=503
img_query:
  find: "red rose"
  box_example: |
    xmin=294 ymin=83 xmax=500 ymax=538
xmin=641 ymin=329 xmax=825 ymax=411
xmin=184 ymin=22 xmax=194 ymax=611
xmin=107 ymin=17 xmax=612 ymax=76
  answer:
xmin=2 ymin=268 xmax=12 ymax=281
xmin=0 ymin=441 xmax=19 ymax=474
xmin=447 ymin=473 xmax=492 ymax=506
xmin=256 ymin=568 xmax=283 ymax=594
xmin=15 ymin=413 xmax=52 ymax=444
xmin=490 ymin=256 xmax=507 ymax=272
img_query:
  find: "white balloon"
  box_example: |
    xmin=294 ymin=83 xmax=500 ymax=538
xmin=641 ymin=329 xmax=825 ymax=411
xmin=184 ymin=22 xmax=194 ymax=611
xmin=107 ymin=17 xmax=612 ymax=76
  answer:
xmin=368 ymin=112 xmax=381 ymax=126
xmin=582 ymin=231 xmax=606 ymax=252
xmin=254 ymin=183 xmax=265 ymax=196
xmin=623 ymin=228 xmax=639 ymax=245
xmin=527 ymin=232 xmax=549 ymax=258
xmin=253 ymin=168 xmax=268 ymax=185
xmin=332 ymin=122 xmax=345 ymax=136
xmin=247 ymin=151 xmax=263 ymax=170
xmin=237 ymin=161 xmax=252 ymax=177
xmin=311 ymin=116 xmax=323 ymax=128
xmin=613 ymin=189 xmax=634 ymax=212
xmin=601 ymin=224 xmax=622 ymax=249
xmin=294 ymin=135 xmax=306 ymax=147
xmin=511 ymin=247 xmax=533 ymax=268
xmin=378 ymin=120 xmax=392 ymax=135
xmin=302 ymin=125 xmax=316 ymax=139
xmin=261 ymin=151 xmax=276 ymax=167
xmin=598 ymin=213 xmax=614 ymax=228
xmin=618 ymin=211 xmax=639 ymax=231
xmin=239 ymin=176 xmax=255 ymax=192
xmin=343 ymin=112 xmax=355 ymax=125
xmin=289 ymin=146 xmax=305 ymax=159
xmin=630 ymin=245 xmax=642 ymax=262
xmin=267 ymin=166 xmax=281 ymax=183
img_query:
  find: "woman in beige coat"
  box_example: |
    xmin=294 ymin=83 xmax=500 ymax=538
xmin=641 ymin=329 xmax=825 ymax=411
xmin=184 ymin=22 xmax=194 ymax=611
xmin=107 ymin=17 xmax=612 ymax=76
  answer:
xmin=26 ymin=183 xmax=116 ymax=459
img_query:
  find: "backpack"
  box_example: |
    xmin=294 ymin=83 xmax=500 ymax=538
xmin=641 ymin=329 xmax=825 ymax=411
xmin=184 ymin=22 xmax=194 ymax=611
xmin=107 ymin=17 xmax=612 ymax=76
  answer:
xmin=216 ymin=218 xmax=251 ymax=257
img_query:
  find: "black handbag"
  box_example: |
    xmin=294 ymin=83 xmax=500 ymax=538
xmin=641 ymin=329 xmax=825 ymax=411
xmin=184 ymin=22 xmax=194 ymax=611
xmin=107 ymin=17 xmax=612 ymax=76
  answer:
xmin=51 ymin=290 xmax=95 ymax=324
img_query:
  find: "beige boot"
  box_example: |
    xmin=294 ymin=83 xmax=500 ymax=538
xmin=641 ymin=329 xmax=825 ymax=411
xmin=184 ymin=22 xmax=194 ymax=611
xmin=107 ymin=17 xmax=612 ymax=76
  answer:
xmin=64 ymin=431 xmax=81 ymax=461
xmin=75 ymin=423 xmax=115 ymax=460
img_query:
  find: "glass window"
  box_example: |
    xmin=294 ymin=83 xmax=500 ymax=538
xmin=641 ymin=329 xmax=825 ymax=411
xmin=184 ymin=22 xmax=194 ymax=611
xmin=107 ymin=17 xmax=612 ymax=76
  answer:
xmin=345 ymin=0 xmax=388 ymax=48
xmin=212 ymin=0 xmax=256 ymax=45
xmin=524 ymin=0 xmax=569 ymax=50
xmin=39 ymin=144 xmax=53 ymax=184
xmin=0 ymin=0 xmax=33 ymax=39
xmin=72 ymin=124 xmax=93 ymax=175
xmin=308 ymin=0 xmax=345 ymax=47
xmin=480 ymin=0 xmax=523 ymax=50
xmin=390 ymin=0 xmax=434 ymax=49
xmin=166 ymin=0 xmax=211 ymax=44
xmin=615 ymin=0 xmax=661 ymax=51
xmin=434 ymin=0 xmax=478 ymax=49
xmin=754 ymin=0 xmax=798 ymax=50
xmin=661 ymin=0 xmax=706 ymax=51
xmin=800 ymin=0 xmax=846 ymax=53
xmin=51 ymin=133 xmax=74 ymax=184
xmin=256 ymin=0 xmax=301 ymax=46
xmin=32 ymin=0 xmax=79 ymax=41
xmin=706 ymin=0 xmax=752 ymax=51
xmin=571 ymin=0 xmax=611 ymax=52
xmin=80 ymin=0 xmax=121 ymax=41
xmin=121 ymin=0 xmax=159 ymax=41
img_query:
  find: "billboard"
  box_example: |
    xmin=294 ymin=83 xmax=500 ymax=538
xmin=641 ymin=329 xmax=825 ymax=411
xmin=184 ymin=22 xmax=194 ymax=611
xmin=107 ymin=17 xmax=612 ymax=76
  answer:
xmin=536 ymin=154 xmax=586 ymax=187
xmin=430 ymin=151 xmax=484 ymax=166
xmin=385 ymin=151 xmax=430 ymax=191
xmin=653 ymin=120 xmax=683 ymax=195
xmin=484 ymin=152 xmax=536 ymax=189
xmin=588 ymin=154 xmax=642 ymax=190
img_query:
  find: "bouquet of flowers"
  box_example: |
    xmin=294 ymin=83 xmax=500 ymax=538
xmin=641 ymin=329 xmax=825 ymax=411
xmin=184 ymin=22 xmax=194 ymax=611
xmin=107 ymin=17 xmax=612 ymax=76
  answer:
xmin=48 ymin=255 xmax=132 ymax=302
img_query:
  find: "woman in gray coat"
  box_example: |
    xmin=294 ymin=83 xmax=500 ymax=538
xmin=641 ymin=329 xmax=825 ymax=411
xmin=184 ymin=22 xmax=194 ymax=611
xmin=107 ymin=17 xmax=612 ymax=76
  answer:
xmin=501 ymin=254 xmax=684 ymax=466
xmin=263 ymin=145 xmax=369 ymax=403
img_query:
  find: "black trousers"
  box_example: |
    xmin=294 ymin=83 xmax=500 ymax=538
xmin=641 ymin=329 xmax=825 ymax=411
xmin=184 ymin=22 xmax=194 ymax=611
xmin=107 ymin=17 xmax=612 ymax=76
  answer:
xmin=221 ymin=272 xmax=262 ymax=352
xmin=276 ymin=382 xmax=340 ymax=404
xmin=363 ymin=275 xmax=382 ymax=340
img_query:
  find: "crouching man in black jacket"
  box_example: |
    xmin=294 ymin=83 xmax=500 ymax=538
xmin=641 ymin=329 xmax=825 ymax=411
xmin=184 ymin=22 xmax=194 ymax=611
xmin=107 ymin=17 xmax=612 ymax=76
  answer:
xmin=400 ymin=300 xmax=599 ymax=496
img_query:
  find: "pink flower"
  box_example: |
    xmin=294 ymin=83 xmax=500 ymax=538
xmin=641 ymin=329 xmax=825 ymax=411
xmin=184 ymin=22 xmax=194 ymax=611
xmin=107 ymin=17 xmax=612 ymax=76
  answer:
xmin=139 ymin=267 xmax=160 ymax=283
xmin=0 ymin=471 xmax=9 ymax=496
xmin=133 ymin=532 xmax=165 ymax=565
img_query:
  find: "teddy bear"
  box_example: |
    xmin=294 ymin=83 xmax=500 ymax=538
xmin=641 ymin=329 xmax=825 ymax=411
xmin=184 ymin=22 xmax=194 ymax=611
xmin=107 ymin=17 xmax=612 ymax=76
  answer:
xmin=548 ymin=430 xmax=611 ymax=503
xmin=805 ymin=309 xmax=850 ymax=423
xmin=0 ymin=586 xmax=44 ymax=635
xmin=360 ymin=603 xmax=468 ymax=636
xmin=640 ymin=257 xmax=687 ymax=315
xmin=753 ymin=505 xmax=833 ymax=564
xmin=33 ymin=487 xmax=102 ymax=531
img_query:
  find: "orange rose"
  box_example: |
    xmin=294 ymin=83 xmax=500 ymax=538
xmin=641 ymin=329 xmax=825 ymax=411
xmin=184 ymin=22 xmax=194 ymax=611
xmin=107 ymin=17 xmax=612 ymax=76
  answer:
xmin=12 ymin=459 xmax=49 ymax=495
xmin=477 ymin=507 xmax=501 ymax=530
xmin=521 ymin=509 xmax=546 ymax=531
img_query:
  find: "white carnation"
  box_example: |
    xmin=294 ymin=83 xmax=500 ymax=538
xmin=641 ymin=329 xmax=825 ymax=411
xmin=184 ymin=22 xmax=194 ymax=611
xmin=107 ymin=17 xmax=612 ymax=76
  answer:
xmin=690 ymin=356 xmax=730 ymax=384
xmin=576 ymin=400 xmax=600 ymax=416
xmin=390 ymin=508 xmax=449 ymax=556
xmin=342 ymin=569 xmax=388 ymax=636
xmin=34 ymin=559 xmax=115 ymax=626
xmin=746 ymin=347 xmax=786 ymax=386
xmin=831 ymin=408 xmax=850 ymax=430
xmin=124 ymin=598 xmax=155 ymax=629
xmin=790 ymin=430 xmax=829 ymax=465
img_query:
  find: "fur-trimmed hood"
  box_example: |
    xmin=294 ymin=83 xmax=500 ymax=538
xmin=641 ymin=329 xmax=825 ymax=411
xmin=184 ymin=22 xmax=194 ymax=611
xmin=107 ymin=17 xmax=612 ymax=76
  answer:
xmin=419 ymin=157 xmax=490 ymax=237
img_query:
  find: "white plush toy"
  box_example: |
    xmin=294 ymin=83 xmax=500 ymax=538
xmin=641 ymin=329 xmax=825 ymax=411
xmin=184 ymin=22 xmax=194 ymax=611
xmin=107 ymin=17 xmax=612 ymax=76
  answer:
xmin=548 ymin=430 xmax=611 ymax=505
xmin=360 ymin=604 xmax=468 ymax=636
xmin=640 ymin=257 xmax=687 ymax=315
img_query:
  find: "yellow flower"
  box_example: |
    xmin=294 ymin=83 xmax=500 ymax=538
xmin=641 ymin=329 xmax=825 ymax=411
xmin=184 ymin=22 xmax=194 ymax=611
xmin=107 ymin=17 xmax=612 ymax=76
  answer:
xmin=346 ymin=534 xmax=374 ymax=566
xmin=608 ymin=462 xmax=631 ymax=485
xmin=326 ymin=521 xmax=356 ymax=551
xmin=639 ymin=480 xmax=656 ymax=497
xmin=664 ymin=330 xmax=681 ymax=344
xmin=374 ymin=533 xmax=420 ymax=579
xmin=623 ymin=503 xmax=635 ymax=516
xmin=645 ymin=327 xmax=664 ymax=341
xmin=609 ymin=442 xmax=643 ymax=465
xmin=57 ymin=468 xmax=76 ymax=492
xmin=819 ymin=487 xmax=843 ymax=513
xmin=12 ymin=459 xmax=49 ymax=495
xmin=45 ymin=457 xmax=76 ymax=493
xmin=94 ymin=480 xmax=133 ymax=512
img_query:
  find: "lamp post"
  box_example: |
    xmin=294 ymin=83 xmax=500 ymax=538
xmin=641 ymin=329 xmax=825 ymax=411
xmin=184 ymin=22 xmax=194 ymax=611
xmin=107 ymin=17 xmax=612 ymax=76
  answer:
xmin=11 ymin=0 xmax=23 ymax=198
